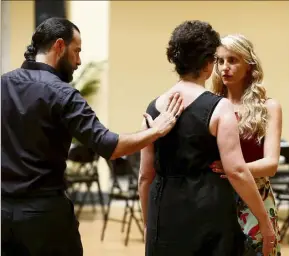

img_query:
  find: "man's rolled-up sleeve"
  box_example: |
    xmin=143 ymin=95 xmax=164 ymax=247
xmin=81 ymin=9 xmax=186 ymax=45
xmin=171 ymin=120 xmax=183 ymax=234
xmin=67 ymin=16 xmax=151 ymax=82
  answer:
xmin=61 ymin=90 xmax=119 ymax=159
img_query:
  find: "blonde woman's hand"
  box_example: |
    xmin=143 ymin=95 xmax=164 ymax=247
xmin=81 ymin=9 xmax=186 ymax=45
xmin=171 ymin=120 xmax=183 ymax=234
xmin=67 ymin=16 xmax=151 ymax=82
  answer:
xmin=259 ymin=218 xmax=276 ymax=256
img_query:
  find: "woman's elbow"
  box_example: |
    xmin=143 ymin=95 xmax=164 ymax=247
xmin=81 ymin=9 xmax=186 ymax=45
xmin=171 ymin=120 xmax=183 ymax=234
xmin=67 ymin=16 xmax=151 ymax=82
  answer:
xmin=268 ymin=161 xmax=279 ymax=177
xmin=225 ymin=164 xmax=248 ymax=180
xmin=138 ymin=170 xmax=155 ymax=186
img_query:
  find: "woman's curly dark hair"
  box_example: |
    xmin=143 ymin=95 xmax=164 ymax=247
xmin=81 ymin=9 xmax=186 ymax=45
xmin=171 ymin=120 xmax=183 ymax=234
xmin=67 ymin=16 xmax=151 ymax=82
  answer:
xmin=167 ymin=20 xmax=221 ymax=78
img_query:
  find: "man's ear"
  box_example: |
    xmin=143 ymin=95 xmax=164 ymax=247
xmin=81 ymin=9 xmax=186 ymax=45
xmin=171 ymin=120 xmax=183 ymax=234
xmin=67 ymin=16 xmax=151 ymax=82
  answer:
xmin=53 ymin=38 xmax=66 ymax=56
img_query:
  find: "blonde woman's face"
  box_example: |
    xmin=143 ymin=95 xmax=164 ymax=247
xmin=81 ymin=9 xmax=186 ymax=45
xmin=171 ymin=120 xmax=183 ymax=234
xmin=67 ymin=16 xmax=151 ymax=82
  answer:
xmin=216 ymin=46 xmax=249 ymax=87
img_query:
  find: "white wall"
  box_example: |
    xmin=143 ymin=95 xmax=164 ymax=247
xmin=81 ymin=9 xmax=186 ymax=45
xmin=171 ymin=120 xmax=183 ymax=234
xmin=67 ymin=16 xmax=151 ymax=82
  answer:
xmin=108 ymin=1 xmax=289 ymax=140
xmin=69 ymin=1 xmax=109 ymax=65
xmin=68 ymin=1 xmax=111 ymax=190
xmin=69 ymin=1 xmax=110 ymax=126
xmin=1 ymin=1 xmax=11 ymax=75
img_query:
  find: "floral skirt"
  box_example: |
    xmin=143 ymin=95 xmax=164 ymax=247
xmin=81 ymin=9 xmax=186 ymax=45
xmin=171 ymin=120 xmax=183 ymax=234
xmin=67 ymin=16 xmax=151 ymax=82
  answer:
xmin=236 ymin=178 xmax=281 ymax=256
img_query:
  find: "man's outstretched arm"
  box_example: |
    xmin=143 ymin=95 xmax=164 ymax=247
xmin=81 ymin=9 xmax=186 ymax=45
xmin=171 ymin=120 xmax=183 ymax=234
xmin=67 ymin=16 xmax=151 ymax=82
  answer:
xmin=61 ymin=91 xmax=183 ymax=159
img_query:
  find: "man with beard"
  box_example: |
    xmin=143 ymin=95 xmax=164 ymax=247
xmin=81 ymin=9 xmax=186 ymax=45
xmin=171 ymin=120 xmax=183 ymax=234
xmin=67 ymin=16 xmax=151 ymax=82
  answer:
xmin=1 ymin=17 xmax=183 ymax=256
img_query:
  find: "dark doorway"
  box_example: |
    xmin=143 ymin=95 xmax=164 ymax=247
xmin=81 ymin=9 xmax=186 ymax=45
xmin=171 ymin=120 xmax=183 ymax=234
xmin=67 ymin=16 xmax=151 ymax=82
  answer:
xmin=35 ymin=0 xmax=66 ymax=28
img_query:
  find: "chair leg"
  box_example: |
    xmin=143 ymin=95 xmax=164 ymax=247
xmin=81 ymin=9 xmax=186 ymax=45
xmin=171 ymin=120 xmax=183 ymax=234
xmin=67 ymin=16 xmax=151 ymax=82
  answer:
xmin=121 ymin=201 xmax=129 ymax=233
xmin=76 ymin=188 xmax=89 ymax=218
xmin=124 ymin=205 xmax=134 ymax=246
xmin=133 ymin=214 xmax=144 ymax=236
xmin=101 ymin=196 xmax=112 ymax=241
xmin=132 ymin=200 xmax=144 ymax=236
xmin=96 ymin=179 xmax=105 ymax=219
xmin=87 ymin=183 xmax=97 ymax=214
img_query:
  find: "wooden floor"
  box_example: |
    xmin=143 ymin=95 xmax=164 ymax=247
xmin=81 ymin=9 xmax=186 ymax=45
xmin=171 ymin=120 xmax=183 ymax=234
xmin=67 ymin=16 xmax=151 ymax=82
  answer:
xmin=79 ymin=205 xmax=144 ymax=256
xmin=78 ymin=205 xmax=289 ymax=256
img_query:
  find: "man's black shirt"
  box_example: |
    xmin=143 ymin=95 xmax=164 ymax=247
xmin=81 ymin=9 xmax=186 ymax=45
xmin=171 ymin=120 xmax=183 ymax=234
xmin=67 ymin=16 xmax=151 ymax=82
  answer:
xmin=1 ymin=61 xmax=119 ymax=196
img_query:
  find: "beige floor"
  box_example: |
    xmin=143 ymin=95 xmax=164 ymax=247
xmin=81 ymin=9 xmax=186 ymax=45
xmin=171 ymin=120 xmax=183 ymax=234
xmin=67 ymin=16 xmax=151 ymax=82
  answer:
xmin=79 ymin=206 xmax=144 ymax=256
xmin=78 ymin=205 xmax=289 ymax=256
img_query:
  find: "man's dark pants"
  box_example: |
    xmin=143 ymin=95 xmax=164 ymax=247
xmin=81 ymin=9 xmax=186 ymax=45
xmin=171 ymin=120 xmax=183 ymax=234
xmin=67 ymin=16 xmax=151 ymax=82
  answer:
xmin=1 ymin=191 xmax=83 ymax=256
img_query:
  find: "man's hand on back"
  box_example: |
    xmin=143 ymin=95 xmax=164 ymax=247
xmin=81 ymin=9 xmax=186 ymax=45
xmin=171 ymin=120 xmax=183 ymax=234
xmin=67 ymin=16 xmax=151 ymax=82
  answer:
xmin=144 ymin=93 xmax=184 ymax=137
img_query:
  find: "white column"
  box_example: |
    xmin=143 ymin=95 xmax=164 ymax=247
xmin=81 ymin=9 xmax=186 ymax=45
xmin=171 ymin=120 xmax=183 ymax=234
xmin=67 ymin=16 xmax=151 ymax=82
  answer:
xmin=69 ymin=1 xmax=111 ymax=192
xmin=1 ymin=1 xmax=11 ymax=75
xmin=69 ymin=1 xmax=109 ymax=66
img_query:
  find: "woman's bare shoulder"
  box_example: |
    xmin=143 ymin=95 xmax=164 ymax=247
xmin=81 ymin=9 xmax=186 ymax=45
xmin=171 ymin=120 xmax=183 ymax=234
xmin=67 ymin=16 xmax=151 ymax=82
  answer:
xmin=265 ymin=98 xmax=282 ymax=112
xmin=146 ymin=90 xmax=172 ymax=115
xmin=155 ymin=90 xmax=177 ymax=113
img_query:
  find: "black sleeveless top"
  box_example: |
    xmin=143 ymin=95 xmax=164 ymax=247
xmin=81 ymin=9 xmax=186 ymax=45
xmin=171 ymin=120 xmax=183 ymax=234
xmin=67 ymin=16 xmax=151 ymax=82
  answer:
xmin=145 ymin=91 xmax=245 ymax=256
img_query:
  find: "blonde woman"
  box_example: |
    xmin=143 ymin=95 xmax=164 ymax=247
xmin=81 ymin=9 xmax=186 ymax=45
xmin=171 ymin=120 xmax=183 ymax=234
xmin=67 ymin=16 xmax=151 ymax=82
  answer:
xmin=211 ymin=34 xmax=282 ymax=255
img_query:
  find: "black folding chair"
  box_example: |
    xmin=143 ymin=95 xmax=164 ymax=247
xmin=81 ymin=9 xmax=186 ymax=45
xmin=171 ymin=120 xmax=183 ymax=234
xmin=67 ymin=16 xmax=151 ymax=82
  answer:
xmin=101 ymin=154 xmax=143 ymax=246
xmin=65 ymin=143 xmax=105 ymax=219
xmin=122 ymin=153 xmax=143 ymax=230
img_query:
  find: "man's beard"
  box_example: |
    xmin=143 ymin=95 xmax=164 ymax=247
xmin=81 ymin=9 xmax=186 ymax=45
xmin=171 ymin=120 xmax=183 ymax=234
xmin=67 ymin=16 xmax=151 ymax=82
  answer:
xmin=56 ymin=51 xmax=74 ymax=83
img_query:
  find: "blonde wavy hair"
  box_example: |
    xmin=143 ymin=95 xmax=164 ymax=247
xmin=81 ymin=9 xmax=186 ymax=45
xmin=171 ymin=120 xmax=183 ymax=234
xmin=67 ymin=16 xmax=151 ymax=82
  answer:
xmin=212 ymin=34 xmax=268 ymax=143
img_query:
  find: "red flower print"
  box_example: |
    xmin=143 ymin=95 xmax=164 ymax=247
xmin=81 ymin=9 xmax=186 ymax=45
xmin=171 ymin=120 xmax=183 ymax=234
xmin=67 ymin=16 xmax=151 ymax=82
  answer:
xmin=240 ymin=212 xmax=249 ymax=224
xmin=248 ymin=224 xmax=260 ymax=240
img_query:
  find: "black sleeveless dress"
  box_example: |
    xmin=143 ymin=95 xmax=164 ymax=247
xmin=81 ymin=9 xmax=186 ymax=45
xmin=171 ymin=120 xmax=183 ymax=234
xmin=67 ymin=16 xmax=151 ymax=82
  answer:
xmin=145 ymin=91 xmax=245 ymax=256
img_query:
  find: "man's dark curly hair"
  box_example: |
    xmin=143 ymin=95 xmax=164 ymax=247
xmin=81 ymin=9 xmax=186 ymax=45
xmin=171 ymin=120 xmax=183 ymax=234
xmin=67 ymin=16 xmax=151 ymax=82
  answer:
xmin=167 ymin=20 xmax=221 ymax=78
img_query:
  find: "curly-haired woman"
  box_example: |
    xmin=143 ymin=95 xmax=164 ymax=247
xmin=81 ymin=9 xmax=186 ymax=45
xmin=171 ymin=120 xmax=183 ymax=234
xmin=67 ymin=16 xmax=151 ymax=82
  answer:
xmin=138 ymin=21 xmax=276 ymax=256
xmin=211 ymin=34 xmax=282 ymax=256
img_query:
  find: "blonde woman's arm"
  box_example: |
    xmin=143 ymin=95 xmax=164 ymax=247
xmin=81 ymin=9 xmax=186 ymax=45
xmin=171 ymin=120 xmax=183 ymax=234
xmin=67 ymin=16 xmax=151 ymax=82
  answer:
xmin=213 ymin=99 xmax=275 ymax=256
xmin=246 ymin=99 xmax=282 ymax=177
xmin=212 ymin=99 xmax=282 ymax=178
